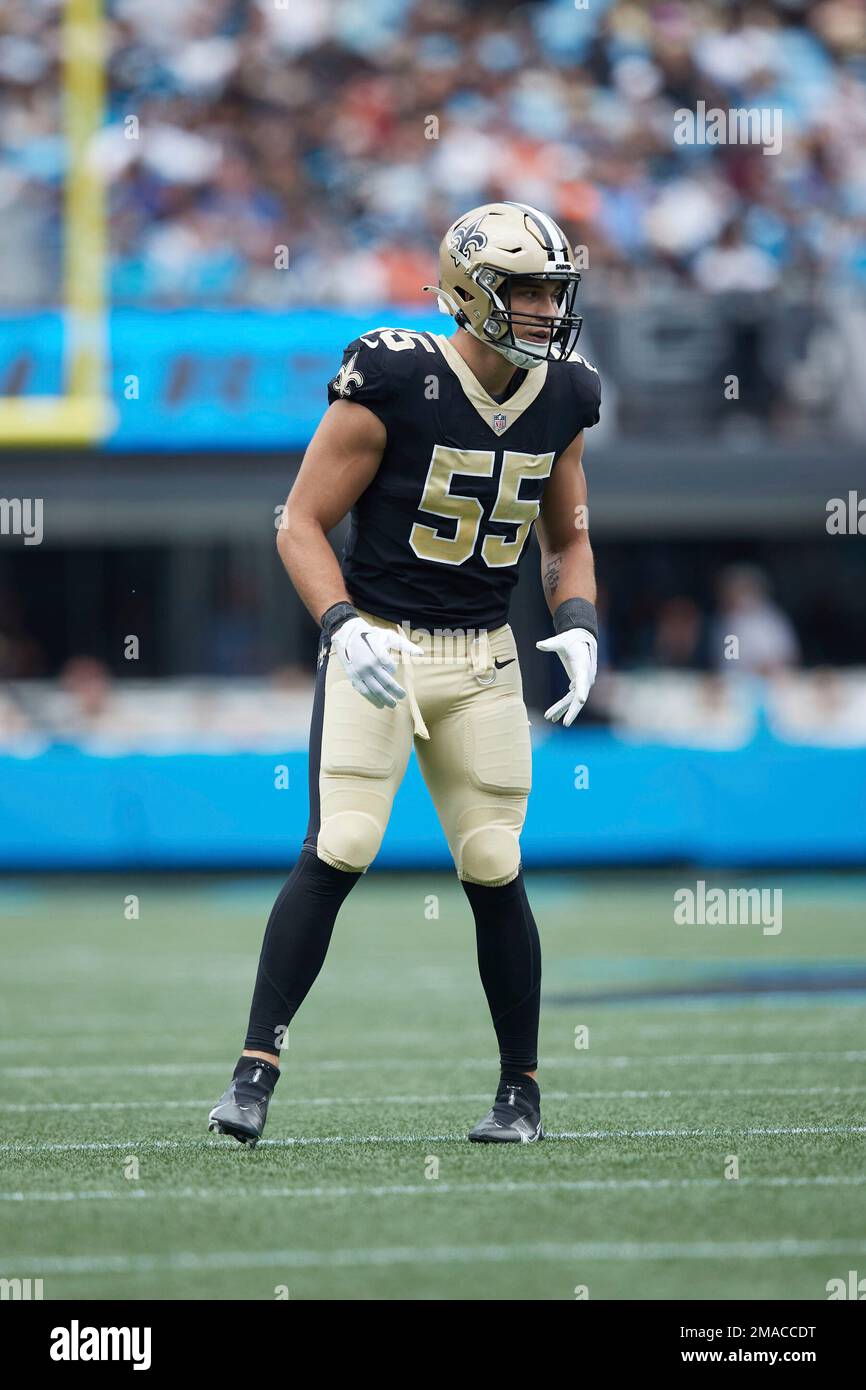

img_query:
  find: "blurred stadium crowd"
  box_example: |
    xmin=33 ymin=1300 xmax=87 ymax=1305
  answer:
xmin=3 ymin=561 xmax=866 ymax=745
xmin=1 ymin=0 xmax=865 ymax=307
xmin=4 ymin=662 xmax=866 ymax=750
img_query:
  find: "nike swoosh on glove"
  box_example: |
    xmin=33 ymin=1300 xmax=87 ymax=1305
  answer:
xmin=535 ymin=627 xmax=598 ymax=727
xmin=331 ymin=617 xmax=424 ymax=709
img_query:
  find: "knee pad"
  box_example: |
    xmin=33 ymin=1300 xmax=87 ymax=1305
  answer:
xmin=459 ymin=824 xmax=522 ymax=887
xmin=317 ymin=809 xmax=385 ymax=873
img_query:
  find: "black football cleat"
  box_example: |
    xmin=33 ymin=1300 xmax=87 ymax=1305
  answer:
xmin=468 ymin=1073 xmax=543 ymax=1143
xmin=207 ymin=1056 xmax=280 ymax=1149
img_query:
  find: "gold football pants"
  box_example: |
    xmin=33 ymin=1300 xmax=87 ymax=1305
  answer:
xmin=303 ymin=609 xmax=532 ymax=886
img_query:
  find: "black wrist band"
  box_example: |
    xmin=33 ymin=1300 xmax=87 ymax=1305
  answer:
xmin=553 ymin=597 xmax=598 ymax=639
xmin=320 ymin=602 xmax=358 ymax=638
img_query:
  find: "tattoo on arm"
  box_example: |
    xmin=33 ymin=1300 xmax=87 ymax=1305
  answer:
xmin=543 ymin=555 xmax=562 ymax=602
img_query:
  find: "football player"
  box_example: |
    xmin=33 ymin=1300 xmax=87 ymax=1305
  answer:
xmin=209 ymin=201 xmax=601 ymax=1146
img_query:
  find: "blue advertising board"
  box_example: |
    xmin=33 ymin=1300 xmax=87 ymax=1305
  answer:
xmin=0 ymin=309 xmax=445 ymax=450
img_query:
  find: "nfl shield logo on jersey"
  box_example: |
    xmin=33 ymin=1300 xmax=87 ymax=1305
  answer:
xmin=492 ymin=412 xmax=507 ymax=434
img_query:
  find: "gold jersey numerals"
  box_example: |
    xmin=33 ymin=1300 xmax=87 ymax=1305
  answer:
xmin=409 ymin=446 xmax=555 ymax=568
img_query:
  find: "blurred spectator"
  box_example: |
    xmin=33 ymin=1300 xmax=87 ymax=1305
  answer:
xmin=0 ymin=587 xmax=45 ymax=677
xmin=693 ymin=221 xmax=780 ymax=295
xmin=58 ymin=655 xmax=114 ymax=735
xmin=711 ymin=564 xmax=801 ymax=674
xmin=650 ymin=596 xmax=706 ymax=668
xmin=204 ymin=573 xmax=266 ymax=675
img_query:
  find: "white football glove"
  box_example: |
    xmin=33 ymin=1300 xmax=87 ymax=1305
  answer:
xmin=536 ymin=627 xmax=598 ymax=727
xmin=331 ymin=617 xmax=423 ymax=709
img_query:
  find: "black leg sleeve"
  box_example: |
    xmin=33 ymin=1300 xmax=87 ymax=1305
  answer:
xmin=461 ymin=870 xmax=541 ymax=1073
xmin=243 ymin=850 xmax=360 ymax=1056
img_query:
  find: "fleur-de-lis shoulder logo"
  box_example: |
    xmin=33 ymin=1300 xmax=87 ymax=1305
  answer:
xmin=332 ymin=352 xmax=365 ymax=398
xmin=447 ymin=216 xmax=488 ymax=269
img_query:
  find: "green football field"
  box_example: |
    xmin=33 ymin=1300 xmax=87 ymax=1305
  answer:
xmin=1 ymin=871 xmax=864 ymax=1301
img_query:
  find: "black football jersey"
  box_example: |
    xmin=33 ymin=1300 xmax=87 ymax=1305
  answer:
xmin=326 ymin=327 xmax=600 ymax=630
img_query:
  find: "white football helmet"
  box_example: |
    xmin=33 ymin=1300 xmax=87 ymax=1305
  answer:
xmin=423 ymin=201 xmax=583 ymax=370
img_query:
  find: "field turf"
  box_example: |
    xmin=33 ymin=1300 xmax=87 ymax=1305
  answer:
xmin=1 ymin=871 xmax=864 ymax=1301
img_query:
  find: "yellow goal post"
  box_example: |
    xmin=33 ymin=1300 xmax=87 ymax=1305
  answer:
xmin=0 ymin=0 xmax=113 ymax=446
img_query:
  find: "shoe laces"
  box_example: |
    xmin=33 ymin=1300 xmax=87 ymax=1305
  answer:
xmin=492 ymin=1082 xmax=530 ymax=1123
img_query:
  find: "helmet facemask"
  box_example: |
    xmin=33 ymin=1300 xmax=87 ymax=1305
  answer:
xmin=473 ymin=267 xmax=584 ymax=370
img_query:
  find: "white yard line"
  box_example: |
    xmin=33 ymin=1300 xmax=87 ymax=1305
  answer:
xmin=1 ymin=1175 xmax=864 ymax=1204
xmin=2 ymin=1123 xmax=864 ymax=1154
xmin=0 ymin=1014 xmax=862 ymax=1054
xmin=3 ymin=1051 xmax=866 ymax=1079
xmin=8 ymin=1238 xmax=866 ymax=1276
xmin=4 ymin=1083 xmax=866 ymax=1113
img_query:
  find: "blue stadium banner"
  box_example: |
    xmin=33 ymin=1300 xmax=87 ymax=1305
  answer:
xmin=0 ymin=309 xmax=445 ymax=451
xmin=2 ymin=733 xmax=864 ymax=870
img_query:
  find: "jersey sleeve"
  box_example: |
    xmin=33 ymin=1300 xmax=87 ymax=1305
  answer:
xmin=326 ymin=330 xmax=416 ymax=424
xmin=566 ymin=351 xmax=602 ymax=433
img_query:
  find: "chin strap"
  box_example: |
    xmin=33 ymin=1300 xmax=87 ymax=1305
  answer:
xmin=498 ymin=342 xmax=549 ymax=371
xmin=422 ymin=286 xmax=547 ymax=370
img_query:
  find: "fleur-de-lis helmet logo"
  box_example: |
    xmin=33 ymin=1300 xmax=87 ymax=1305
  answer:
xmin=447 ymin=215 xmax=488 ymax=269
xmin=331 ymin=351 xmax=365 ymax=398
